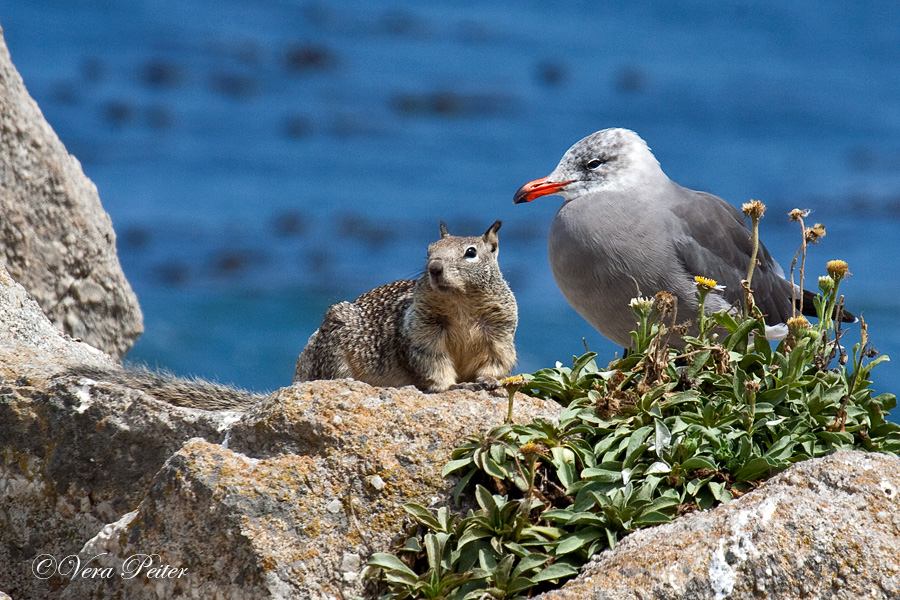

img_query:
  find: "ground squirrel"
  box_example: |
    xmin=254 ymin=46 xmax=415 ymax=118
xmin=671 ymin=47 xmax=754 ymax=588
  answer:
xmin=294 ymin=220 xmax=518 ymax=392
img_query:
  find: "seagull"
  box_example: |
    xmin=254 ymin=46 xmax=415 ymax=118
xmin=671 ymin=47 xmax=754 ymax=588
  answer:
xmin=513 ymin=127 xmax=853 ymax=347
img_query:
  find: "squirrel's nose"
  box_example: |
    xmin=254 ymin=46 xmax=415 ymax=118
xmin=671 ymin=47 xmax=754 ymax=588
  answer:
xmin=428 ymin=260 xmax=444 ymax=278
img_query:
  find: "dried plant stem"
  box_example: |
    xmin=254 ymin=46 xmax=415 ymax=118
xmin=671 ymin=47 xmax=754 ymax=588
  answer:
xmin=743 ymin=215 xmax=761 ymax=319
xmin=746 ymin=215 xmax=761 ymax=288
xmin=791 ymin=215 xmax=809 ymax=317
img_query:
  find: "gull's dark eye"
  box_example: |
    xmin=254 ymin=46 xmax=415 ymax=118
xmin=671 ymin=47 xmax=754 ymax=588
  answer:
xmin=586 ymin=158 xmax=605 ymax=170
xmin=464 ymin=247 xmax=477 ymax=259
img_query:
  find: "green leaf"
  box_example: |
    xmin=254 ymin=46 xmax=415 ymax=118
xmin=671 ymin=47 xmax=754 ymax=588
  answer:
xmin=724 ymin=317 xmax=765 ymax=351
xmin=581 ymin=467 xmax=623 ymax=483
xmin=551 ymin=446 xmax=578 ymax=492
xmin=555 ymin=528 xmax=604 ymax=555
xmin=451 ymin=467 xmax=478 ymax=506
xmin=623 ymin=426 xmax=653 ymax=467
xmin=403 ymin=503 xmax=443 ymax=531
xmin=733 ymin=457 xmax=774 ymax=481
xmin=482 ymin=455 xmax=509 ymax=480
xmin=633 ymin=510 xmax=675 ymax=527
xmin=685 ymin=476 xmax=712 ymax=496
xmin=531 ymin=561 xmax=580 ymax=583
xmin=442 ymin=457 xmax=475 ymax=477
xmin=474 ymin=485 xmax=498 ymax=513
xmin=367 ymin=553 xmax=418 ymax=578
xmin=456 ymin=526 xmax=495 ymax=553
xmin=713 ymin=310 xmax=740 ymax=333
xmin=708 ymin=481 xmax=732 ymax=503
xmin=512 ymin=553 xmax=551 ymax=577
xmin=654 ymin=419 xmax=672 ymax=457
xmin=816 ymin=430 xmax=854 ymax=447
xmin=424 ymin=532 xmax=449 ymax=571
xmin=572 ymin=351 xmax=599 ymax=377
xmin=645 ymin=461 xmax=671 ymax=475
xmin=605 ymin=527 xmax=618 ymax=549
xmin=763 ymin=435 xmax=799 ymax=461
xmin=680 ymin=456 xmax=718 ymax=471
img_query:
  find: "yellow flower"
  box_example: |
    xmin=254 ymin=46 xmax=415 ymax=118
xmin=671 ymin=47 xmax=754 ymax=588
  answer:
xmin=786 ymin=315 xmax=811 ymax=336
xmin=499 ymin=375 xmax=526 ymax=388
xmin=694 ymin=276 xmax=724 ymax=291
xmin=519 ymin=442 xmax=549 ymax=458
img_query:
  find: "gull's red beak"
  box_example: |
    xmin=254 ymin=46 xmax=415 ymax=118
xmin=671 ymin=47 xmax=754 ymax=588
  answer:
xmin=513 ymin=176 xmax=573 ymax=204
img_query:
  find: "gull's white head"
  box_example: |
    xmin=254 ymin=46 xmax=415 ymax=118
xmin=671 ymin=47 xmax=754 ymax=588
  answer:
xmin=514 ymin=128 xmax=665 ymax=204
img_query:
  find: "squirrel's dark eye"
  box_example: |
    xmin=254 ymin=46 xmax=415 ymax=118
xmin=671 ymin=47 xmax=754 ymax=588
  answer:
xmin=464 ymin=247 xmax=477 ymax=259
xmin=586 ymin=158 xmax=605 ymax=170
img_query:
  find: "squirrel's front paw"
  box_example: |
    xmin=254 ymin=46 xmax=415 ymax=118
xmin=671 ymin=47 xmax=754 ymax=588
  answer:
xmin=449 ymin=378 xmax=501 ymax=393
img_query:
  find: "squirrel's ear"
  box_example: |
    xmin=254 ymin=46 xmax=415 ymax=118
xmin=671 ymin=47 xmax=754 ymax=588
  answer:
xmin=439 ymin=221 xmax=450 ymax=238
xmin=483 ymin=220 xmax=501 ymax=250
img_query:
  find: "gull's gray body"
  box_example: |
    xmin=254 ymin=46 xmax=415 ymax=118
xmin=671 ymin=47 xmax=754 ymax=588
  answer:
xmin=515 ymin=128 xmax=804 ymax=347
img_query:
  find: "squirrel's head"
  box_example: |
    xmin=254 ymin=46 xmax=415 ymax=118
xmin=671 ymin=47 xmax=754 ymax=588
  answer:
xmin=425 ymin=220 xmax=503 ymax=294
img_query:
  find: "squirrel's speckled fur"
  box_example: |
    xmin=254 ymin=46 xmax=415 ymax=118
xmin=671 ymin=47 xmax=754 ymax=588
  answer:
xmin=294 ymin=221 xmax=518 ymax=392
xmin=64 ymin=365 xmax=262 ymax=410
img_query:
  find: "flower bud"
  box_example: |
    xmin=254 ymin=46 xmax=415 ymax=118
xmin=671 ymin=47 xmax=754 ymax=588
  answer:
xmin=629 ymin=296 xmax=653 ymax=309
xmin=786 ymin=315 xmax=811 ymax=338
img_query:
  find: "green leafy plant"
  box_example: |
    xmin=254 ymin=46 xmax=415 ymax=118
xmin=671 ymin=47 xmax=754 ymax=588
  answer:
xmin=365 ymin=209 xmax=899 ymax=599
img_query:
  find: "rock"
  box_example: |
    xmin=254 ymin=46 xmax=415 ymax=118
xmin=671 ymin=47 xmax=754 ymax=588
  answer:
xmin=0 ymin=25 xmax=143 ymax=359
xmin=536 ymin=450 xmax=900 ymax=600
xmin=0 ymin=263 xmax=561 ymax=599
xmin=56 ymin=381 xmax=560 ymax=600
xmin=0 ymin=266 xmax=246 ymax=598
xmin=0 ymin=264 xmax=115 ymax=381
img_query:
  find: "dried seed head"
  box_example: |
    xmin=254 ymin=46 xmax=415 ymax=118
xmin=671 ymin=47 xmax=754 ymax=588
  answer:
xmin=744 ymin=379 xmax=760 ymax=395
xmin=742 ymin=200 xmax=766 ymax=219
xmin=594 ymin=393 xmax=621 ymax=420
xmin=804 ymin=223 xmax=826 ymax=243
xmin=789 ymin=208 xmax=811 ymax=221
xmin=654 ymin=291 xmax=676 ymax=317
xmin=672 ymin=323 xmax=689 ymax=336
xmin=826 ymin=260 xmax=851 ymax=279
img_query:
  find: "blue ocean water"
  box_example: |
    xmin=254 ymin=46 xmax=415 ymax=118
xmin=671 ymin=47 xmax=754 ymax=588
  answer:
xmin=3 ymin=2 xmax=899 ymax=418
